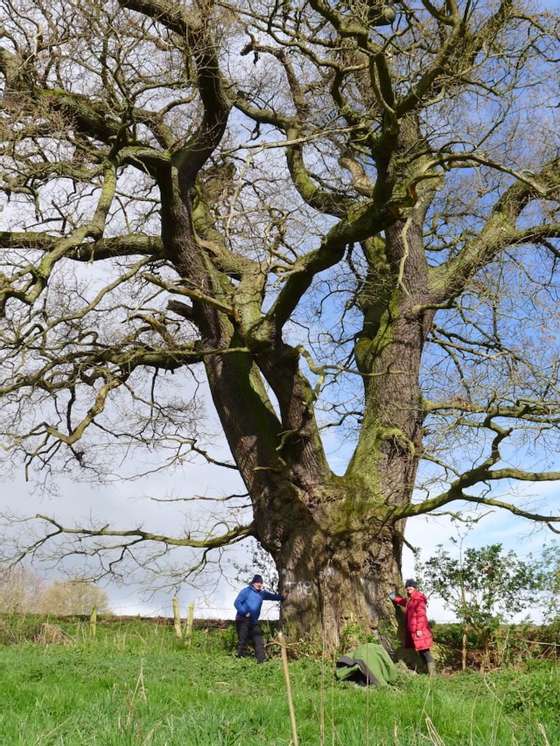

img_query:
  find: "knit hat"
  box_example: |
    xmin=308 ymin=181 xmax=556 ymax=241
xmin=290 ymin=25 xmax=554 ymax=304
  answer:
xmin=404 ymin=578 xmax=418 ymax=588
xmin=251 ymin=574 xmax=264 ymax=584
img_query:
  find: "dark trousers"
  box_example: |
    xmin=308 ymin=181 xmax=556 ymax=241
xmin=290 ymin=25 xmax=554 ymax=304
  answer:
xmin=236 ymin=617 xmax=266 ymax=662
xmin=419 ymin=649 xmax=433 ymax=664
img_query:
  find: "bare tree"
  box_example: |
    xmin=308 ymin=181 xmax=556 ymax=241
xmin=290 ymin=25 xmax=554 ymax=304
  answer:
xmin=0 ymin=564 xmax=108 ymax=615
xmin=38 ymin=578 xmax=110 ymax=615
xmin=1 ymin=0 xmax=559 ymax=646
xmin=0 ymin=565 xmax=45 ymax=613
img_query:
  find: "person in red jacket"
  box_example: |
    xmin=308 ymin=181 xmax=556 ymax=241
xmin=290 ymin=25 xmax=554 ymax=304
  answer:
xmin=390 ymin=579 xmax=435 ymax=675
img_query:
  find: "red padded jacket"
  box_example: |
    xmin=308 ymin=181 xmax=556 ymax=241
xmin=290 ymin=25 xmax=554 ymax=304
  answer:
xmin=393 ymin=590 xmax=433 ymax=650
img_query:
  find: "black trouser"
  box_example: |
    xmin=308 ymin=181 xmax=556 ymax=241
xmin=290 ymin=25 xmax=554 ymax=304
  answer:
xmin=236 ymin=616 xmax=266 ymax=662
xmin=419 ymin=649 xmax=433 ymax=665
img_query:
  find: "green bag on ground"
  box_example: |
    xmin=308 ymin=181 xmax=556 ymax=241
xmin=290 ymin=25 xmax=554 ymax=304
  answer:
xmin=335 ymin=642 xmax=398 ymax=687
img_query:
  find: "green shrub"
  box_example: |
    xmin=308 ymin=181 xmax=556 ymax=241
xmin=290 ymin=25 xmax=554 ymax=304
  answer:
xmin=430 ymin=622 xmax=559 ymax=670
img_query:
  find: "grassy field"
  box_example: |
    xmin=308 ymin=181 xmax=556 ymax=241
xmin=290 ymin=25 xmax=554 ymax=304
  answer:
xmin=0 ymin=618 xmax=558 ymax=745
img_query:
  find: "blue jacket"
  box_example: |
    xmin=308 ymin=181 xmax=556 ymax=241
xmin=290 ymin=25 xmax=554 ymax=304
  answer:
xmin=234 ymin=585 xmax=283 ymax=623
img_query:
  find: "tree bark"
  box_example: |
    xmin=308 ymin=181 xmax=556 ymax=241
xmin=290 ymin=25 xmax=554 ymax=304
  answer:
xmin=270 ymin=515 xmax=404 ymax=649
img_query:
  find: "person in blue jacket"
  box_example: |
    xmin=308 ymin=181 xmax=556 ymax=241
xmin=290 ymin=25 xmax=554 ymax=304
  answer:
xmin=234 ymin=574 xmax=285 ymax=662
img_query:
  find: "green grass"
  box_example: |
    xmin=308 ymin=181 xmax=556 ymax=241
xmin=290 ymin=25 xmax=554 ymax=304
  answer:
xmin=0 ymin=620 xmax=558 ymax=745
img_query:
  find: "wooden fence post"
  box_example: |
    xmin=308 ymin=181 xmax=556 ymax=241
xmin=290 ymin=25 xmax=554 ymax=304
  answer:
xmin=185 ymin=602 xmax=195 ymax=644
xmin=172 ymin=595 xmax=182 ymax=639
xmin=89 ymin=606 xmax=97 ymax=638
xmin=278 ymin=631 xmax=299 ymax=746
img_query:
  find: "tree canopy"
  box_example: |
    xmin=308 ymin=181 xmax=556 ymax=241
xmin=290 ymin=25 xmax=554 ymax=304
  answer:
xmin=1 ymin=0 xmax=559 ymax=642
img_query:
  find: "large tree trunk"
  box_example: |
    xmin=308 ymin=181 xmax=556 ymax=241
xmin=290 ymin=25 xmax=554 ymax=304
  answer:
xmin=199 ymin=281 xmax=429 ymax=650
xmin=268 ymin=517 xmax=404 ymax=649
